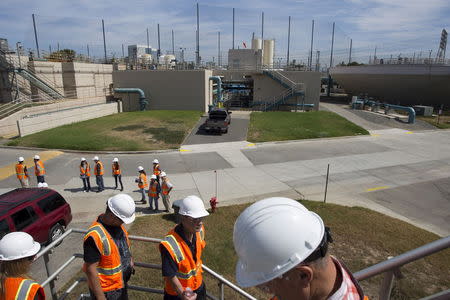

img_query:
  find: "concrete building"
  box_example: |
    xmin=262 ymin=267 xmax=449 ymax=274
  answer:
xmin=228 ymin=49 xmax=263 ymax=70
xmin=128 ymin=45 xmax=152 ymax=65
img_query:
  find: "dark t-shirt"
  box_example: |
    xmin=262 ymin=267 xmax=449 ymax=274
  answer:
xmin=83 ymin=216 xmax=132 ymax=282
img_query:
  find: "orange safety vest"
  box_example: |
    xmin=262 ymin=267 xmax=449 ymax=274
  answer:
xmin=153 ymin=164 xmax=161 ymax=176
xmin=159 ymin=225 xmax=206 ymax=296
xmin=112 ymin=163 xmax=121 ymax=175
xmin=148 ymin=181 xmax=159 ymax=197
xmin=3 ymin=277 xmax=45 ymax=300
xmin=161 ymin=180 xmax=171 ymax=195
xmin=94 ymin=161 xmax=104 ymax=176
xmin=34 ymin=161 xmax=45 ymax=176
xmin=80 ymin=163 xmax=91 ymax=177
xmin=83 ymin=219 xmax=130 ymax=292
xmin=16 ymin=163 xmax=28 ymax=180
xmin=138 ymin=173 xmax=148 ymax=189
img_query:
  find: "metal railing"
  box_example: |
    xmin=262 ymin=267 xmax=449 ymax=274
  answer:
xmin=37 ymin=228 xmax=257 ymax=300
xmin=354 ymin=235 xmax=450 ymax=300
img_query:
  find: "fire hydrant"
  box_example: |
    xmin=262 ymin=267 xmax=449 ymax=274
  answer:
xmin=209 ymin=197 xmax=218 ymax=213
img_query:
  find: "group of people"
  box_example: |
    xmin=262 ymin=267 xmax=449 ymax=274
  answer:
xmin=0 ymin=193 xmax=368 ymax=300
xmin=15 ymin=155 xmax=47 ymax=188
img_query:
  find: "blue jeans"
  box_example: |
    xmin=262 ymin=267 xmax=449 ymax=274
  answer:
xmin=149 ymin=196 xmax=159 ymax=210
xmin=96 ymin=175 xmax=104 ymax=191
xmin=140 ymin=188 xmax=147 ymax=202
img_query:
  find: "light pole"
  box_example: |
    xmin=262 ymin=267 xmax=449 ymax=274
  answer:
xmin=16 ymin=42 xmax=23 ymax=68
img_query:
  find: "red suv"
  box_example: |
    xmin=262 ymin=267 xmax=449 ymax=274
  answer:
xmin=0 ymin=188 xmax=72 ymax=245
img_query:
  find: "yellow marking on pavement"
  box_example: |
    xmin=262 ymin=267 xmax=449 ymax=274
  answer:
xmin=0 ymin=151 xmax=64 ymax=181
xmin=366 ymin=186 xmax=389 ymax=192
xmin=405 ymin=131 xmax=413 ymax=134
xmin=179 ymin=149 xmax=191 ymax=152
xmin=371 ymin=134 xmax=380 ymax=137
xmin=246 ymin=143 xmax=256 ymax=147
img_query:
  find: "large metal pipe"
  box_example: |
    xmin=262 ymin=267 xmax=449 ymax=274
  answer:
xmin=114 ymin=88 xmax=148 ymax=111
xmin=209 ymin=76 xmax=222 ymax=105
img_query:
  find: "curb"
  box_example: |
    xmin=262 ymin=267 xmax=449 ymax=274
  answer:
xmin=0 ymin=145 xmax=180 ymax=155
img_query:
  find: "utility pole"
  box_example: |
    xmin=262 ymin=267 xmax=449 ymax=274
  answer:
xmin=102 ymin=19 xmax=107 ymax=63
xmin=374 ymin=46 xmax=377 ymax=63
xmin=32 ymin=14 xmax=40 ymax=58
xmin=172 ymin=29 xmax=175 ymax=55
xmin=309 ymin=20 xmax=315 ymax=71
xmin=87 ymin=44 xmax=90 ymax=59
xmin=261 ymin=12 xmax=264 ymax=52
xmin=315 ymin=50 xmax=320 ymax=72
xmin=232 ymin=8 xmax=235 ymax=49
xmin=348 ymin=38 xmax=352 ymax=64
xmin=327 ymin=22 xmax=335 ymax=97
xmin=196 ymin=3 xmax=200 ymax=67
xmin=287 ymin=16 xmax=291 ymax=68
xmin=122 ymin=44 xmax=125 ymax=59
xmin=218 ymin=31 xmax=221 ymax=67
xmin=146 ymin=28 xmax=150 ymax=52
xmin=157 ymin=23 xmax=161 ymax=61
xmin=57 ymin=42 xmax=60 ymax=52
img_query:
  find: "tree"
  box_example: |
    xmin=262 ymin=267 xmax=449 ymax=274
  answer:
xmin=46 ymin=49 xmax=76 ymax=62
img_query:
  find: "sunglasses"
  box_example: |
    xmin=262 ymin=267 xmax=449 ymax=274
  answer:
xmin=187 ymin=216 xmax=203 ymax=223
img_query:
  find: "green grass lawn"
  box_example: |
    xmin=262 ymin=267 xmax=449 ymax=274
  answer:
xmin=7 ymin=110 xmax=202 ymax=151
xmin=247 ymin=111 xmax=369 ymax=142
xmin=60 ymin=200 xmax=450 ymax=300
xmin=418 ymin=115 xmax=450 ymax=129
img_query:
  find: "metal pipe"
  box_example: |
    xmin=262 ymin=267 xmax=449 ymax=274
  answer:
xmin=202 ymin=265 xmax=257 ymax=300
xmin=58 ymin=277 xmax=86 ymax=300
xmin=218 ymin=31 xmax=221 ymax=67
xmin=114 ymin=88 xmax=148 ymax=111
xmin=209 ymin=76 xmax=222 ymax=104
xmin=41 ymin=254 xmax=79 ymax=287
xmin=36 ymin=229 xmax=73 ymax=259
xmin=172 ymin=29 xmax=175 ymax=55
xmin=128 ymin=285 xmax=164 ymax=294
xmin=43 ymin=252 xmax=57 ymax=300
xmin=157 ymin=24 xmax=161 ymax=61
xmin=102 ymin=19 xmax=107 ymax=63
xmin=354 ymin=236 xmax=450 ymax=280
xmin=196 ymin=3 xmax=200 ymax=67
xmin=385 ymin=104 xmax=416 ymax=124
xmin=261 ymin=12 xmax=264 ymax=53
xmin=147 ymin=28 xmax=150 ymax=53
xmin=348 ymin=38 xmax=352 ymax=64
xmin=32 ymin=14 xmax=40 ymax=58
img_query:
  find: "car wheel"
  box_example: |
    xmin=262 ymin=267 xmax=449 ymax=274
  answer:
xmin=49 ymin=223 xmax=65 ymax=246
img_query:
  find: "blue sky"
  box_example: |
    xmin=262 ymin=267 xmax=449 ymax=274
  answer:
xmin=1 ymin=0 xmax=449 ymax=65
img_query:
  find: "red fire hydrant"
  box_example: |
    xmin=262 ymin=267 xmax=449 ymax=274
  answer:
xmin=209 ymin=197 xmax=218 ymax=213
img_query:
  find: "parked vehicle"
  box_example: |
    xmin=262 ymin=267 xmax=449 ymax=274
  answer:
xmin=0 ymin=188 xmax=72 ymax=245
xmin=204 ymin=108 xmax=232 ymax=133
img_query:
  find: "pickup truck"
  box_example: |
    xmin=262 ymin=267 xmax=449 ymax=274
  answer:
xmin=203 ymin=108 xmax=232 ymax=133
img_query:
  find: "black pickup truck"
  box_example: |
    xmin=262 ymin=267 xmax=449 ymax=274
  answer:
xmin=203 ymin=108 xmax=232 ymax=133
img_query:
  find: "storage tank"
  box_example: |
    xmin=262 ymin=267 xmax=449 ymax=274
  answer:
xmin=252 ymin=38 xmax=262 ymax=50
xmin=263 ymin=39 xmax=274 ymax=67
xmin=140 ymin=53 xmax=152 ymax=64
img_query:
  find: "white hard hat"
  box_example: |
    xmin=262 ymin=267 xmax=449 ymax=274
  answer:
xmin=150 ymin=174 xmax=157 ymax=180
xmin=160 ymin=171 xmax=167 ymax=177
xmin=93 ymin=156 xmax=99 ymax=161
xmin=153 ymin=159 xmax=159 ymax=164
xmin=138 ymin=166 xmax=144 ymax=171
xmin=113 ymin=158 xmax=119 ymax=162
xmin=178 ymin=195 xmax=209 ymax=219
xmin=107 ymin=194 xmax=136 ymax=224
xmin=42 ymin=183 xmax=48 ymax=188
xmin=233 ymin=197 xmax=325 ymax=288
xmin=18 ymin=157 xmax=24 ymax=162
xmin=81 ymin=157 xmax=86 ymax=161
xmin=0 ymin=232 xmax=41 ymax=261
xmin=34 ymin=155 xmax=40 ymax=160
xmin=37 ymin=182 xmax=43 ymax=188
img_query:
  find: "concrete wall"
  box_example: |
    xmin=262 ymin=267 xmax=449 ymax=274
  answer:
xmin=113 ymin=70 xmax=212 ymax=112
xmin=28 ymin=61 xmax=64 ymax=99
xmin=228 ymin=49 xmax=263 ymax=70
xmin=62 ymin=63 xmax=113 ymax=99
xmin=0 ymin=96 xmax=107 ymax=137
xmin=0 ymin=55 xmax=31 ymax=102
xmin=17 ymin=102 xmax=118 ymax=137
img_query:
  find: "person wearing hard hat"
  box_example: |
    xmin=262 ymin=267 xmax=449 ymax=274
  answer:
xmin=93 ymin=156 xmax=105 ymax=193
xmin=15 ymin=156 xmax=29 ymax=188
xmin=160 ymin=172 xmax=174 ymax=213
xmin=148 ymin=174 xmax=160 ymax=211
xmin=152 ymin=159 xmax=162 ymax=183
xmin=33 ymin=155 xmax=46 ymax=185
xmin=0 ymin=232 xmax=45 ymax=299
xmin=233 ymin=197 xmax=368 ymax=300
xmin=137 ymin=166 xmax=148 ymax=204
xmin=80 ymin=158 xmax=92 ymax=192
xmin=159 ymin=195 xmax=209 ymax=300
xmin=112 ymin=158 xmax=124 ymax=191
xmin=83 ymin=194 xmax=136 ymax=300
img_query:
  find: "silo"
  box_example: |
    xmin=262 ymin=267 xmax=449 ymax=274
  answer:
xmin=252 ymin=38 xmax=262 ymax=50
xmin=263 ymin=39 xmax=274 ymax=67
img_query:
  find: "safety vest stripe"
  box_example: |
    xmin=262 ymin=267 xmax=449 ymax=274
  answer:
xmin=97 ymin=265 xmax=122 ymax=275
xmin=15 ymin=279 xmax=36 ymax=300
xmin=163 ymin=235 xmax=184 ymax=263
xmin=176 ymin=268 xmax=198 ymax=280
xmin=87 ymin=226 xmax=111 ymax=256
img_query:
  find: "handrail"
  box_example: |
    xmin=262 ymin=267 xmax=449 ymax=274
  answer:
xmin=354 ymin=235 xmax=450 ymax=281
